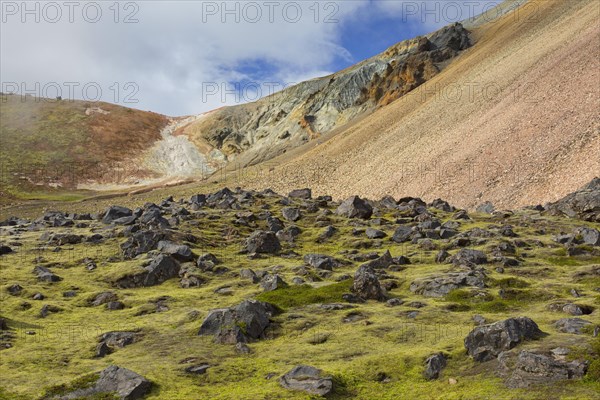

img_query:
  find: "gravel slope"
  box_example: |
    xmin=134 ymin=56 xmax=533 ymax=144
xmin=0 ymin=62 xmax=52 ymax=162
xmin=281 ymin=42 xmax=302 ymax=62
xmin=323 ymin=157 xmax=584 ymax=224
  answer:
xmin=243 ymin=0 xmax=600 ymax=209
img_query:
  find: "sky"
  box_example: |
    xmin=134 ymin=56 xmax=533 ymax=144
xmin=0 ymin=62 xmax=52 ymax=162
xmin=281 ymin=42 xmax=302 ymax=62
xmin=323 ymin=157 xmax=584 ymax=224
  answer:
xmin=1 ymin=0 xmax=504 ymax=116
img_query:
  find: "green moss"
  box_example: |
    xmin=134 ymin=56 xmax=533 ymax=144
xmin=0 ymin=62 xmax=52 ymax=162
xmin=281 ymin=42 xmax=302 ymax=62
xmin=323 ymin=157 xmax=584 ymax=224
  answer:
xmin=256 ymin=282 xmax=351 ymax=309
xmin=476 ymin=299 xmax=510 ymax=313
xmin=236 ymin=321 xmax=248 ymax=335
xmin=446 ymin=290 xmax=510 ymax=312
xmin=3 ymin=184 xmax=600 ymax=399
xmin=0 ymin=388 xmax=29 ymax=400
xmin=444 ymin=303 xmax=471 ymax=312
xmin=490 ymin=277 xmax=530 ymax=288
xmin=446 ymin=289 xmax=494 ymax=303
xmin=499 ymin=288 xmax=555 ymax=302
xmin=41 ymin=372 xmax=100 ymax=398
xmin=547 ymin=256 xmax=582 ymax=266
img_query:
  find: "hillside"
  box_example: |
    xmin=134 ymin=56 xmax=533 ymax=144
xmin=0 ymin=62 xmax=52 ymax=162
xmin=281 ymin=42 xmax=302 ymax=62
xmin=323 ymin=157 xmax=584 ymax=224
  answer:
xmin=240 ymin=0 xmax=600 ymax=209
xmin=4 ymin=1 xmax=595 ymax=213
xmin=0 ymin=19 xmax=478 ymax=205
xmin=0 ymin=96 xmax=168 ymax=202
xmin=180 ymin=22 xmax=473 ymax=168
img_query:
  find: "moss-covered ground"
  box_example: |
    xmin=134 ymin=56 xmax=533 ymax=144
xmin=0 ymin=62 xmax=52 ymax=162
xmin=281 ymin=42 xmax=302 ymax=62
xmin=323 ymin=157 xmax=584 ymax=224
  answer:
xmin=0 ymin=191 xmax=599 ymax=399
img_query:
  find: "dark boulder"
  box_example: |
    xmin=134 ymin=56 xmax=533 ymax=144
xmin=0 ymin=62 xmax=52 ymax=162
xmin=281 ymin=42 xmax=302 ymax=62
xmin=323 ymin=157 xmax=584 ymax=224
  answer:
xmin=435 ymin=250 xmax=450 ymax=263
xmin=450 ymin=248 xmax=488 ymax=266
xmin=316 ymin=225 xmax=337 ymax=242
xmin=185 ymin=364 xmax=210 ymax=375
xmin=198 ymin=300 xmax=277 ymax=344
xmin=106 ymin=301 xmax=125 ymax=310
xmin=91 ymin=292 xmax=118 ymax=307
xmin=282 ymin=207 xmax=302 ymax=222
xmin=392 ymin=225 xmax=413 ymax=243
xmin=47 ymin=233 xmax=83 ymax=245
xmin=424 ymin=353 xmax=447 ymax=380
xmin=453 ymin=210 xmax=471 ymax=220
xmin=0 ymin=245 xmax=13 ymax=255
xmin=32 ymin=292 xmax=45 ymax=300
xmin=267 ymin=217 xmax=285 ymax=233
xmin=239 ymin=268 xmax=259 ymax=283
xmin=576 ymin=227 xmax=600 ymax=246
xmin=245 ymin=230 xmax=281 ymax=254
xmin=464 ymin=317 xmax=543 ymax=362
xmin=141 ymin=255 xmax=180 ymax=286
xmin=157 ymin=240 xmax=194 ymax=262
xmin=288 ymin=188 xmax=312 ymax=199
xmin=554 ymin=318 xmax=592 ymax=334
xmin=366 ymin=228 xmax=386 ymax=239
xmin=353 ymin=265 xmax=387 ymax=301
xmin=304 ymin=254 xmax=337 ymax=270
xmin=56 ymin=365 xmax=152 ymax=400
xmin=33 ymin=266 xmax=62 ymax=283
xmin=498 ymin=350 xmax=588 ymax=388
xmin=102 ymin=206 xmax=133 ymax=224
xmin=197 ymin=253 xmax=220 ymax=271
xmin=115 ymin=254 xmax=180 ymax=288
xmin=545 ymin=178 xmax=600 ymax=221
xmin=410 ymin=270 xmax=485 ymax=298
xmin=120 ymin=230 xmax=165 ymax=259
xmin=7 ymin=284 xmax=23 ymax=296
xmin=279 ymin=365 xmax=333 ymax=396
xmin=476 ymin=201 xmax=495 ymax=214
xmin=361 ymin=250 xmax=394 ymax=269
xmin=96 ymin=331 xmax=139 ymax=357
xmin=260 ymin=274 xmax=288 ymax=292
xmin=430 ymin=199 xmax=455 ymax=212
xmin=277 ymin=226 xmax=302 ymax=243
xmin=139 ymin=207 xmax=170 ymax=228
xmin=336 ymin=196 xmax=373 ymax=219
xmin=190 ymin=194 xmax=206 ymax=205
xmin=40 ymin=304 xmax=62 ymax=318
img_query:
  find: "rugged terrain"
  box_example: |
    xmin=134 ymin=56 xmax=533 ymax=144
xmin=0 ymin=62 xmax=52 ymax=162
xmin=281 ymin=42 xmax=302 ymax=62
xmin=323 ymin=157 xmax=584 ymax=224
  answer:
xmin=242 ymin=0 xmax=600 ymax=209
xmin=180 ymin=22 xmax=472 ymax=168
xmin=1 ymin=2 xmax=599 ymax=397
xmin=5 ymin=1 xmax=595 ymax=212
xmin=0 ymin=180 xmax=599 ymax=399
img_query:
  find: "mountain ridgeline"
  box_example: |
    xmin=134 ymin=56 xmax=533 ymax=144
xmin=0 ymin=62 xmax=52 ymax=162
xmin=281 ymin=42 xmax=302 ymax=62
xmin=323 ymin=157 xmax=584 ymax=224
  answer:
xmin=183 ymin=23 xmax=472 ymax=167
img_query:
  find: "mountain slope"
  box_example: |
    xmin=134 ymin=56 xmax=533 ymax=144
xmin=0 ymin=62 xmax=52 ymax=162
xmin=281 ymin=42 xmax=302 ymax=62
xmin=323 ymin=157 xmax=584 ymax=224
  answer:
xmin=241 ymin=0 xmax=600 ymax=209
xmin=181 ymin=23 xmax=473 ymax=167
xmin=0 ymin=20 xmax=477 ymax=201
xmin=0 ymin=96 xmax=167 ymax=201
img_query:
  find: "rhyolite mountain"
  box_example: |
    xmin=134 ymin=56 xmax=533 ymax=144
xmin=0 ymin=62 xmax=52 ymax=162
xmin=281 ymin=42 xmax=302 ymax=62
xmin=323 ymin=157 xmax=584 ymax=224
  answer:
xmin=0 ymin=0 xmax=597 ymax=213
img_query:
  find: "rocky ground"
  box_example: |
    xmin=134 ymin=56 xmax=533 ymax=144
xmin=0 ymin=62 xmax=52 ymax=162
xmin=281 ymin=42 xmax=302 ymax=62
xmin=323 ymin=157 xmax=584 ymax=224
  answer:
xmin=0 ymin=180 xmax=599 ymax=399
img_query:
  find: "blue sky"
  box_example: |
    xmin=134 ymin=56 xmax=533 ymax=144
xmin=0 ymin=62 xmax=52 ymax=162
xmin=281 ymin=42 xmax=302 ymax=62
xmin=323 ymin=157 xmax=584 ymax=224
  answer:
xmin=1 ymin=1 xmax=503 ymax=116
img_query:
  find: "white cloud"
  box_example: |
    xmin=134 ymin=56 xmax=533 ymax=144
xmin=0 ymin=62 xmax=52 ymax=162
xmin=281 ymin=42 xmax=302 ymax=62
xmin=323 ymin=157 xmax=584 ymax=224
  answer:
xmin=1 ymin=0 xmax=494 ymax=116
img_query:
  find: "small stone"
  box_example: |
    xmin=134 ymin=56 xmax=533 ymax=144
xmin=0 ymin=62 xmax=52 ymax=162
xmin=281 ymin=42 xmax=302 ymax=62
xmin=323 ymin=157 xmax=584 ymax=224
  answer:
xmin=235 ymin=342 xmax=252 ymax=354
xmin=106 ymin=301 xmax=125 ymax=310
xmin=185 ymin=364 xmax=210 ymax=375
xmin=386 ymin=298 xmax=404 ymax=307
